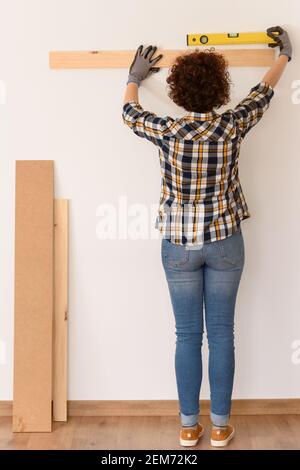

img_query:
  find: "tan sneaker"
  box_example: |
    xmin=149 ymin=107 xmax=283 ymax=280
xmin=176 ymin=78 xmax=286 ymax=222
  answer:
xmin=210 ymin=424 xmax=235 ymax=447
xmin=180 ymin=423 xmax=204 ymax=447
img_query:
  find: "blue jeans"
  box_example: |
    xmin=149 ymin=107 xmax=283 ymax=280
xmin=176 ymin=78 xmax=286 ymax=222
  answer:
xmin=161 ymin=226 xmax=245 ymax=427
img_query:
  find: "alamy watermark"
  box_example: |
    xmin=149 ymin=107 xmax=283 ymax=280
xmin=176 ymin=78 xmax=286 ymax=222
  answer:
xmin=291 ymin=80 xmax=300 ymax=104
xmin=96 ymin=196 xmax=206 ymax=241
xmin=96 ymin=196 xmax=160 ymax=240
xmin=291 ymin=339 xmax=300 ymax=365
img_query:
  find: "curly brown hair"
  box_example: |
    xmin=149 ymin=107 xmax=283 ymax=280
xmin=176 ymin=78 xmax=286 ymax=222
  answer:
xmin=166 ymin=50 xmax=231 ymax=113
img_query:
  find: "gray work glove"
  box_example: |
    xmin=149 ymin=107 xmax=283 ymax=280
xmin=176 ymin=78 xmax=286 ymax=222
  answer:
xmin=267 ymin=26 xmax=292 ymax=62
xmin=127 ymin=45 xmax=163 ymax=86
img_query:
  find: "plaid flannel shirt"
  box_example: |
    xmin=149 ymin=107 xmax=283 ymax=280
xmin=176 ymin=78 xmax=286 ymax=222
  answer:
xmin=122 ymin=81 xmax=274 ymax=247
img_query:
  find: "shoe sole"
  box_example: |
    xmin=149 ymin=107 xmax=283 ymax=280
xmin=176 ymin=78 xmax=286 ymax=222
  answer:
xmin=210 ymin=429 xmax=235 ymax=447
xmin=180 ymin=428 xmax=204 ymax=447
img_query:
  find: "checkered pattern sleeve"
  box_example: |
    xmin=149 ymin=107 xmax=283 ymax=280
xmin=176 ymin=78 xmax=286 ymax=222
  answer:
xmin=122 ymin=101 xmax=172 ymax=146
xmin=232 ymin=81 xmax=275 ymax=138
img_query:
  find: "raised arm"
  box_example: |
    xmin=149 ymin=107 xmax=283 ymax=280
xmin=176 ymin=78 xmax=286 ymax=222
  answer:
xmin=122 ymin=45 xmax=174 ymax=146
xmin=263 ymin=26 xmax=292 ymax=87
xmin=229 ymin=26 xmax=292 ymax=138
xmin=124 ymin=82 xmax=139 ymax=105
xmin=123 ymin=45 xmax=162 ymax=105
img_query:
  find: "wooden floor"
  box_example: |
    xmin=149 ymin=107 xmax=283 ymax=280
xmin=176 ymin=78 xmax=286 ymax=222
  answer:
xmin=1 ymin=415 xmax=300 ymax=450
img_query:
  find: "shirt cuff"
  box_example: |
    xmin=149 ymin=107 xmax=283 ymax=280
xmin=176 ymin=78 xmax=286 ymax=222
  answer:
xmin=251 ymin=81 xmax=275 ymax=98
xmin=122 ymin=101 xmax=143 ymax=114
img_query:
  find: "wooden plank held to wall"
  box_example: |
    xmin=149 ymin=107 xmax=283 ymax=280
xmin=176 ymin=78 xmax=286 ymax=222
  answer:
xmin=53 ymin=199 xmax=69 ymax=422
xmin=49 ymin=48 xmax=275 ymax=69
xmin=13 ymin=161 xmax=54 ymax=432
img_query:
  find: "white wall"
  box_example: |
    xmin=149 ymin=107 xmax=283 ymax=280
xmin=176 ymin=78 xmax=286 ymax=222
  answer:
xmin=0 ymin=0 xmax=299 ymax=401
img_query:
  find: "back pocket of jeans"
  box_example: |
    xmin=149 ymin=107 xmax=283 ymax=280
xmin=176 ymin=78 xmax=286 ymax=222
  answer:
xmin=217 ymin=230 xmax=244 ymax=267
xmin=161 ymin=239 xmax=190 ymax=268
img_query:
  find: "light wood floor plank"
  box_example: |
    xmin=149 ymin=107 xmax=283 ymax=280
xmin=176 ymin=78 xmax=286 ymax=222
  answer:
xmin=1 ymin=415 xmax=300 ymax=450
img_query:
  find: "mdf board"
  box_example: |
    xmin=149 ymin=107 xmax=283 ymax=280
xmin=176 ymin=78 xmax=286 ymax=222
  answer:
xmin=53 ymin=199 xmax=69 ymax=422
xmin=49 ymin=48 xmax=275 ymax=69
xmin=13 ymin=161 xmax=54 ymax=432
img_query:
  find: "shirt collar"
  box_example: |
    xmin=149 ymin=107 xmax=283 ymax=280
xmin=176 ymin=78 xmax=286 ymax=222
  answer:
xmin=183 ymin=110 xmax=219 ymax=121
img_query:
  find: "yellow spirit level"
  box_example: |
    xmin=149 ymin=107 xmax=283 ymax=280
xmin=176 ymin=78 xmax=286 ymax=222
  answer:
xmin=187 ymin=31 xmax=278 ymax=46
